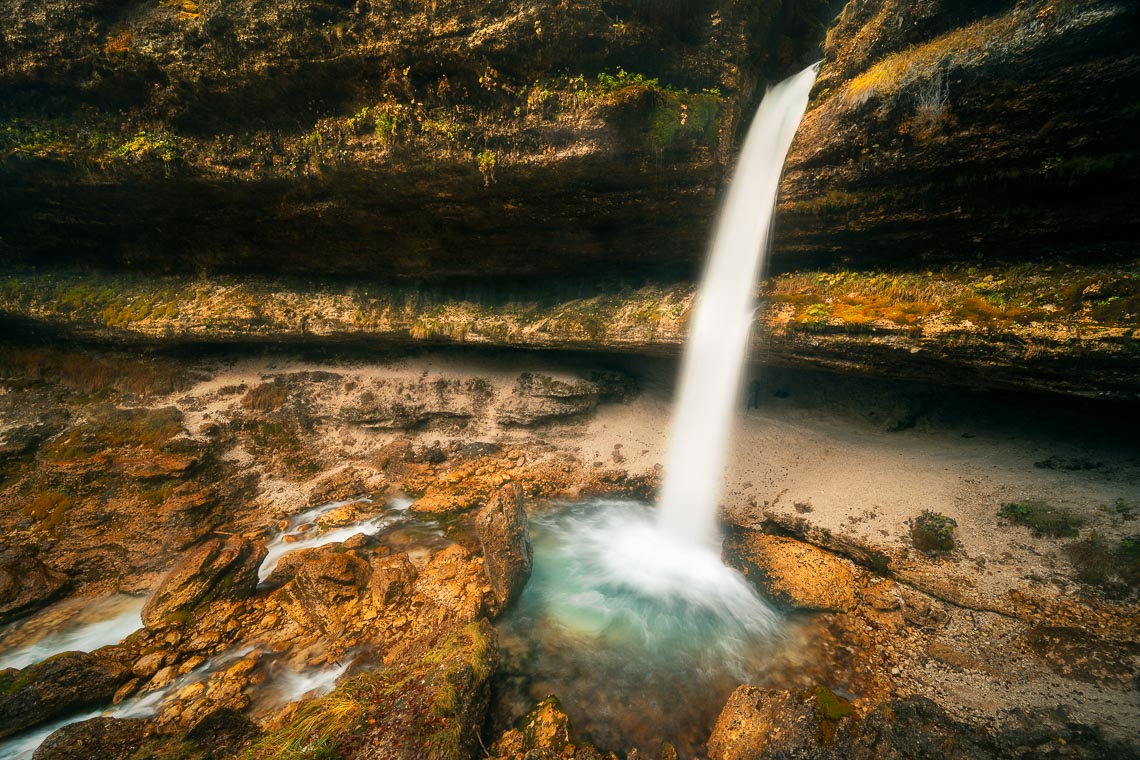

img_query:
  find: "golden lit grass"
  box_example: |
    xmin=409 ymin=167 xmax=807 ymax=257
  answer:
xmin=844 ymin=9 xmax=1023 ymax=105
xmin=244 ymin=688 xmax=366 ymax=759
xmin=763 ymin=266 xmax=1138 ymax=332
xmin=43 ymin=406 xmax=183 ymax=460
xmin=25 ymin=492 xmax=76 ymax=530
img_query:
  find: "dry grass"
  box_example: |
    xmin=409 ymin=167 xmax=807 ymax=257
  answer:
xmin=0 ymin=348 xmax=195 ymax=398
xmin=244 ymin=687 xmax=366 ymax=759
xmin=845 ymin=9 xmax=1022 ymax=105
xmin=765 ymin=265 xmax=1138 ymax=333
xmin=44 ymin=406 xmax=183 ymax=460
xmin=25 ymin=492 xmax=76 ymax=530
xmin=241 ymin=381 xmax=289 ymax=412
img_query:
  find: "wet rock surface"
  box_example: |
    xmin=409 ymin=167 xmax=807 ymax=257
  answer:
xmin=31 ymin=716 xmax=149 ymax=760
xmin=707 ymin=685 xmax=855 ymax=760
xmin=0 ymin=652 xmax=132 ymax=739
xmin=141 ymin=537 xmax=267 ymax=630
xmin=0 ymin=553 xmax=68 ymax=626
xmin=476 ymin=483 xmax=533 ymax=612
xmin=723 ymin=531 xmax=857 ymax=612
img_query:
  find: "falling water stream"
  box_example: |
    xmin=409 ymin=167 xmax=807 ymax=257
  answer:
xmin=496 ymin=63 xmax=820 ymax=754
xmin=657 ymin=62 xmax=820 ymax=546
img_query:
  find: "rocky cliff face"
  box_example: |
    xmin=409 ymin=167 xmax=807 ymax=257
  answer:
xmin=1 ymin=0 xmax=1137 ymax=395
xmin=776 ymin=0 xmax=1140 ymax=269
xmin=0 ymin=0 xmax=826 ymax=278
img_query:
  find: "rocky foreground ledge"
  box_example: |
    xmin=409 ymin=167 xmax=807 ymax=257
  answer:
xmin=0 ymin=350 xmax=1136 ymax=758
xmin=2 ymin=265 xmax=1137 ymax=400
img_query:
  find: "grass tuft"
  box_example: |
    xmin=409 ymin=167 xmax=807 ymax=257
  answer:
xmin=998 ymin=500 xmax=1084 ymax=538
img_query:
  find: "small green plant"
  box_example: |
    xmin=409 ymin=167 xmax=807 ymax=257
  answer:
xmin=811 ymin=686 xmax=854 ymax=745
xmin=111 ymin=131 xmax=182 ymax=163
xmin=998 ymin=500 xmax=1084 ymax=538
xmin=476 ymin=149 xmax=496 ymax=187
xmin=1102 ymin=498 xmax=1137 ymax=521
xmin=910 ymin=510 xmax=958 ymax=552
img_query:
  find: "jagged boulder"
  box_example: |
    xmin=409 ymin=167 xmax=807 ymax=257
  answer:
xmin=412 ymin=545 xmax=491 ymax=629
xmin=723 ymin=532 xmax=857 ymax=612
xmin=0 ymin=652 xmax=133 ymax=739
xmin=0 ymin=553 xmax=68 ymax=625
xmin=142 ymin=536 xmax=266 ymax=630
xmin=475 ymin=483 xmax=533 ymax=612
xmin=369 ymin=552 xmax=418 ymax=608
xmin=279 ymin=547 xmax=372 ymax=639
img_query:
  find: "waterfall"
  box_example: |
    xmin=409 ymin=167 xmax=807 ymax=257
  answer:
xmin=657 ymin=62 xmax=819 ymax=547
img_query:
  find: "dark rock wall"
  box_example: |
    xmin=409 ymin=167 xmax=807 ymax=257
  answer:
xmin=0 ymin=0 xmax=828 ymax=278
xmin=775 ymin=0 xmax=1140 ymax=270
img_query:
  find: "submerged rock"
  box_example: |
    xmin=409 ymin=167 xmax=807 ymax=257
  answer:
xmin=476 ymin=483 xmax=533 ymax=613
xmin=492 ymin=695 xmax=573 ymax=757
xmin=723 ymin=532 xmax=857 ymax=612
xmin=142 ymin=536 xmax=267 ymax=630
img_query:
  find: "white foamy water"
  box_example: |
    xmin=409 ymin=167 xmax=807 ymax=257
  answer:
xmin=525 ymin=501 xmax=779 ymax=665
xmin=252 ymin=657 xmax=349 ymax=715
xmin=657 ymin=62 xmax=819 ymax=547
xmin=498 ymin=500 xmax=788 ymax=755
xmin=0 ymin=595 xmax=144 ymax=672
xmin=258 ymin=496 xmax=418 ymax=582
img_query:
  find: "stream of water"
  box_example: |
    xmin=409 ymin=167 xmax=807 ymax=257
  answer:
xmin=657 ymin=62 xmax=818 ymax=547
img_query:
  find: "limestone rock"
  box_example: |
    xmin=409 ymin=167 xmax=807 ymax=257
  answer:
xmin=492 ymin=696 xmax=572 ymax=757
xmin=142 ymin=537 xmax=267 ymax=630
xmin=412 ymin=545 xmax=490 ymax=627
xmin=32 ymin=716 xmax=148 ymax=760
xmin=279 ymin=546 xmax=372 ymax=639
xmin=495 ymin=373 xmax=601 ymax=427
xmin=409 ymin=456 xmax=511 ymax=515
xmin=131 ymin=651 xmax=168 ymax=678
xmin=475 ymin=483 xmax=533 ymax=612
xmin=0 ymin=652 xmax=133 ymax=739
xmin=369 ymin=552 xmax=418 ymax=608
xmin=723 ymin=533 xmax=856 ymax=612
xmin=707 ymin=686 xmax=854 ymax=760
xmin=0 ymin=553 xmax=68 ymax=625
xmin=306 ymin=466 xmax=373 ymax=505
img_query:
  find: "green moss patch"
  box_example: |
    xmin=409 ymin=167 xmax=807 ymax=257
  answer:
xmin=910 ymin=510 xmax=957 ymax=552
xmin=998 ymin=500 xmax=1084 ymax=539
